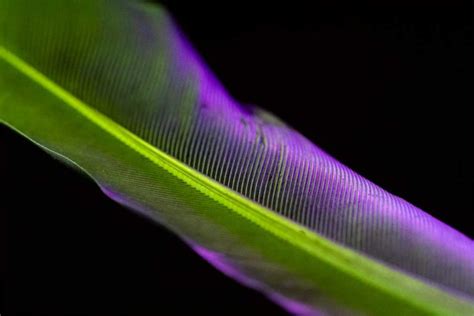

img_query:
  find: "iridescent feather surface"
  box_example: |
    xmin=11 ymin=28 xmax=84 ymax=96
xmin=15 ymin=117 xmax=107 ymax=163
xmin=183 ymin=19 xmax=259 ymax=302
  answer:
xmin=0 ymin=1 xmax=473 ymax=315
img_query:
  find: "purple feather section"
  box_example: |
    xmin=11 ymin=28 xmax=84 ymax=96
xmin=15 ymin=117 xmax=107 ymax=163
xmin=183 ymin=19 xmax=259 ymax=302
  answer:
xmin=99 ymin=5 xmax=474 ymax=299
xmin=124 ymin=14 xmax=474 ymax=299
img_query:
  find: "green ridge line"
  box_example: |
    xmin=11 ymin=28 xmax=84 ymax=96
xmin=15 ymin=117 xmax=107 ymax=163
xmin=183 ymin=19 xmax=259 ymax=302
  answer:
xmin=0 ymin=45 xmax=471 ymax=314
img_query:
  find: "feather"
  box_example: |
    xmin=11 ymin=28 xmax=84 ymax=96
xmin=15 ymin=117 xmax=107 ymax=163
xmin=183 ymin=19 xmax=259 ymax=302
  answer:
xmin=1 ymin=0 xmax=473 ymax=314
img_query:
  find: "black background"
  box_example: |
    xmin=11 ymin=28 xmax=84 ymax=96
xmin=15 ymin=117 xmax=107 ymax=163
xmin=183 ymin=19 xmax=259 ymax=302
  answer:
xmin=1 ymin=0 xmax=472 ymax=315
